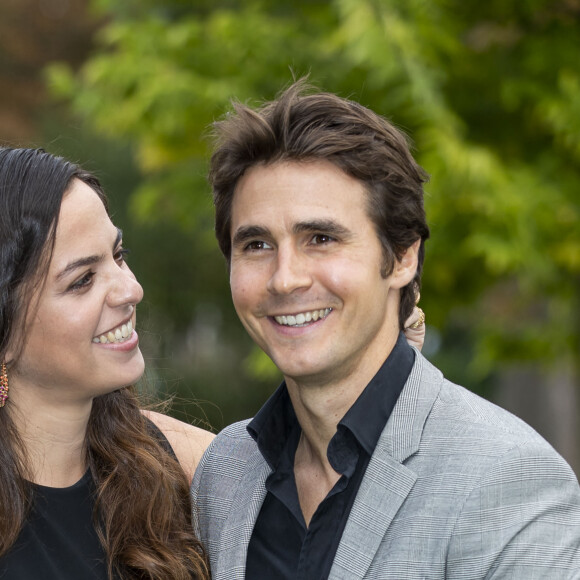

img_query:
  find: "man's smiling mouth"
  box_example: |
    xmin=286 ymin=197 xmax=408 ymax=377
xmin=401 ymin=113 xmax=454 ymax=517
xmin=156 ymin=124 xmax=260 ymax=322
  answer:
xmin=274 ymin=308 xmax=332 ymax=327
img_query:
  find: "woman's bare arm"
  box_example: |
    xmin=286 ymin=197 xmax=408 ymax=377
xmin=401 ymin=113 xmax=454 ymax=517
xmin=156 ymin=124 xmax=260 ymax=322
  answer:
xmin=142 ymin=410 xmax=215 ymax=483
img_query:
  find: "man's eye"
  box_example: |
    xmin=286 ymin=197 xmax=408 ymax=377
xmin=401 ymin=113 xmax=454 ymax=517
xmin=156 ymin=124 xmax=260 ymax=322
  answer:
xmin=311 ymin=234 xmax=335 ymax=245
xmin=245 ymin=241 xmax=271 ymax=251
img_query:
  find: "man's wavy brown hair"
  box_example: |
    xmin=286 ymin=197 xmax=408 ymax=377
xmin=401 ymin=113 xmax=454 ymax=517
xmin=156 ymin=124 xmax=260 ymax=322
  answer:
xmin=209 ymin=79 xmax=430 ymax=329
xmin=0 ymin=147 xmax=209 ymax=579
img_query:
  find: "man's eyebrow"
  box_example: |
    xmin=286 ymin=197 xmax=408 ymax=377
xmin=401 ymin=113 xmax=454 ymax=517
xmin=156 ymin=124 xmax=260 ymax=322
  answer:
xmin=232 ymin=225 xmax=271 ymax=248
xmin=293 ymin=220 xmax=351 ymax=238
xmin=232 ymin=221 xmax=352 ymax=247
xmin=55 ymin=228 xmax=123 ymax=282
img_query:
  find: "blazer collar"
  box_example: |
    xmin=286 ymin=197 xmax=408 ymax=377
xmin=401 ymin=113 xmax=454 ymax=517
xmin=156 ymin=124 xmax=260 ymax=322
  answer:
xmin=214 ymin=351 xmax=443 ymax=580
xmin=212 ymin=449 xmax=271 ymax=580
xmin=329 ymin=350 xmax=444 ymax=579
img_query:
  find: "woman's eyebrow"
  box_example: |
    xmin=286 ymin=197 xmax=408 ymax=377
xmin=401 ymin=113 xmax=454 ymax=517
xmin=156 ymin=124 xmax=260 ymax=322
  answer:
xmin=55 ymin=254 xmax=104 ymax=282
xmin=55 ymin=228 xmax=123 ymax=281
xmin=114 ymin=228 xmax=123 ymax=248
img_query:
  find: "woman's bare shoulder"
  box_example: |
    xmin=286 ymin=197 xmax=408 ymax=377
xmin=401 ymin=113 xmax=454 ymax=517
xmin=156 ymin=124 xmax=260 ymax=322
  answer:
xmin=141 ymin=410 xmax=215 ymax=483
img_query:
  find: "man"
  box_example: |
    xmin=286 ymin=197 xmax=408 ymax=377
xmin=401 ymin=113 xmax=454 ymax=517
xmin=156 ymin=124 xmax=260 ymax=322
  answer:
xmin=192 ymin=81 xmax=580 ymax=579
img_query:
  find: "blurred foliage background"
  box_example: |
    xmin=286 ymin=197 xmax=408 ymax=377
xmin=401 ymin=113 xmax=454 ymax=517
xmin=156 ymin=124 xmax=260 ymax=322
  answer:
xmin=1 ymin=0 xmax=579 ymax=472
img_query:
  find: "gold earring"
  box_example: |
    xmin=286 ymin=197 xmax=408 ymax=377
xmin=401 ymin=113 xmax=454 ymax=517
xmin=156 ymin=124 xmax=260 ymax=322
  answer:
xmin=409 ymin=307 xmax=425 ymax=329
xmin=0 ymin=362 xmax=9 ymax=407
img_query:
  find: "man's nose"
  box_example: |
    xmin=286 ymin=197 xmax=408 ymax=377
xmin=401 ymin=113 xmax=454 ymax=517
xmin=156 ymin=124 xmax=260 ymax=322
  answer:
xmin=266 ymin=246 xmax=313 ymax=295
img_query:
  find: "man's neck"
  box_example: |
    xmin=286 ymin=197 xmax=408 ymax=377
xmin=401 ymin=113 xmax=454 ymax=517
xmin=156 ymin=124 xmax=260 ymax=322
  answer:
xmin=285 ymin=328 xmax=398 ymax=463
xmin=287 ymin=378 xmax=360 ymax=463
xmin=285 ymin=332 xmax=399 ymax=525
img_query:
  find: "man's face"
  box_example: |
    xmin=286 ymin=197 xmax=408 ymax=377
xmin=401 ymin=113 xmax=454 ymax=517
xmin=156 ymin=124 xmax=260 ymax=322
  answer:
xmin=229 ymin=160 xmax=417 ymax=391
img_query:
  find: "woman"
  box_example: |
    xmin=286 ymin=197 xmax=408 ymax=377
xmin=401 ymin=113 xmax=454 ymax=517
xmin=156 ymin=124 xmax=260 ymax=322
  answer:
xmin=0 ymin=147 xmax=213 ymax=579
xmin=0 ymin=146 xmax=425 ymax=579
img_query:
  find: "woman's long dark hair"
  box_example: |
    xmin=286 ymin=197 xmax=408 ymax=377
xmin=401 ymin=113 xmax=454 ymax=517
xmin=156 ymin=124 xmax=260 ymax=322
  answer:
xmin=0 ymin=147 xmax=209 ymax=579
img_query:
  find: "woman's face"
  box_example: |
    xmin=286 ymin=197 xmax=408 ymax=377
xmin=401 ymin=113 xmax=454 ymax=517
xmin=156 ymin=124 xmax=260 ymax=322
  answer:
xmin=9 ymin=179 xmax=145 ymax=406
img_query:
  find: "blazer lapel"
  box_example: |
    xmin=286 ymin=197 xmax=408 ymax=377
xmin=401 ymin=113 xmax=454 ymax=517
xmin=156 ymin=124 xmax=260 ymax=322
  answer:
xmin=330 ymin=454 xmax=417 ymax=579
xmin=214 ymin=451 xmax=271 ymax=580
xmin=329 ymin=351 xmax=444 ymax=579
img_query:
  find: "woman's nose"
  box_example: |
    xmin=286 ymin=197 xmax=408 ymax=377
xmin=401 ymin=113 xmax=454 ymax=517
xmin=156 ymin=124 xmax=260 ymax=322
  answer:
xmin=106 ymin=266 xmax=144 ymax=307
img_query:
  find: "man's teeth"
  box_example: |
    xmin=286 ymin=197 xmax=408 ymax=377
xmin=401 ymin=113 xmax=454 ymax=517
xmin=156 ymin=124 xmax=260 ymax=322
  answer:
xmin=93 ymin=320 xmax=133 ymax=344
xmin=274 ymin=308 xmax=332 ymax=327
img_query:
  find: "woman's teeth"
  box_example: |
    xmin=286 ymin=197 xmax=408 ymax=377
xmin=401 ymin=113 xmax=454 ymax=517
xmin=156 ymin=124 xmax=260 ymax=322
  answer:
xmin=93 ymin=320 xmax=133 ymax=344
xmin=274 ymin=308 xmax=332 ymax=327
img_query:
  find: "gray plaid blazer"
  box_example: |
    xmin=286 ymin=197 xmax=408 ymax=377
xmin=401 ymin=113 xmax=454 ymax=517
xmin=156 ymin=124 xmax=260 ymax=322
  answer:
xmin=192 ymin=351 xmax=580 ymax=579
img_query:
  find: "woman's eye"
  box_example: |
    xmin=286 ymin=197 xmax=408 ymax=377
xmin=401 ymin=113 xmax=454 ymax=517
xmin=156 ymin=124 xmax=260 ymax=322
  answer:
xmin=114 ymin=247 xmax=130 ymax=264
xmin=68 ymin=271 xmax=95 ymax=292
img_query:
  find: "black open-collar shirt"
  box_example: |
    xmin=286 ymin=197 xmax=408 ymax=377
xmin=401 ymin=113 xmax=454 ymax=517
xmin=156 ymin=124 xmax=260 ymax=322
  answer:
xmin=245 ymin=332 xmax=415 ymax=580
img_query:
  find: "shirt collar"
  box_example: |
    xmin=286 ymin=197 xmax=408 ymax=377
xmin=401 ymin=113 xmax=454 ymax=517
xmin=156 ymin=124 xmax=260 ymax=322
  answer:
xmin=339 ymin=331 xmax=415 ymax=456
xmin=247 ymin=332 xmax=415 ymax=468
xmin=247 ymin=381 xmax=297 ymax=470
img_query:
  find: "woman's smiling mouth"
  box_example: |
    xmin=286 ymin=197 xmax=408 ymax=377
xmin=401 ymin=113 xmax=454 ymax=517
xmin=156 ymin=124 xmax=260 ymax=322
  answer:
xmin=92 ymin=320 xmax=134 ymax=344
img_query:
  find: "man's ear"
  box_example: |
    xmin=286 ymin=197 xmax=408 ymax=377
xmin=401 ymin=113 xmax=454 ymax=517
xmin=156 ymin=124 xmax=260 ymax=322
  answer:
xmin=390 ymin=239 xmax=420 ymax=289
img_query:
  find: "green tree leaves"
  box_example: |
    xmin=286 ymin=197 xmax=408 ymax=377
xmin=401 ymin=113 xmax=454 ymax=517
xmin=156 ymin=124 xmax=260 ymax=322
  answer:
xmin=47 ymin=0 xmax=580 ymax=412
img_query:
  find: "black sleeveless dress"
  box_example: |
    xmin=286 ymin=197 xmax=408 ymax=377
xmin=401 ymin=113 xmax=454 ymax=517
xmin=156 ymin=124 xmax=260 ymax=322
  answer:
xmin=0 ymin=469 xmax=111 ymax=579
xmin=0 ymin=421 xmax=175 ymax=579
